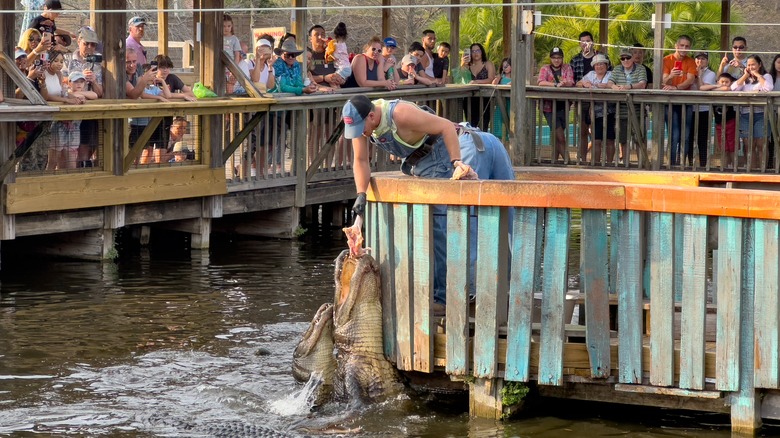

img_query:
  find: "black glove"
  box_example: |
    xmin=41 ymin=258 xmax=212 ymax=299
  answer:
xmin=352 ymin=192 xmax=367 ymax=219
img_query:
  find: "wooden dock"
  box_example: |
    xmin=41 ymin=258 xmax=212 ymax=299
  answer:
xmin=365 ymin=171 xmax=780 ymax=433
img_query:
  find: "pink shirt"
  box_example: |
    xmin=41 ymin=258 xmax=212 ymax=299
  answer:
xmin=537 ymin=63 xmax=574 ymax=113
xmin=126 ymin=36 xmax=146 ymax=66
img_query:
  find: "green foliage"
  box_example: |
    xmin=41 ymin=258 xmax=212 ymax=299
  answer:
xmin=501 ymin=381 xmax=529 ymax=407
xmin=534 ymin=1 xmax=741 ymax=69
xmin=105 ymin=246 xmax=119 ymax=260
xmin=294 ymin=226 xmax=307 ymax=238
xmin=430 ymin=0 xmax=505 ymax=65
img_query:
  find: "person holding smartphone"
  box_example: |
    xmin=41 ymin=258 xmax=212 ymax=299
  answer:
xmin=718 ymin=36 xmax=748 ymax=79
xmin=662 ymin=35 xmax=697 ymax=167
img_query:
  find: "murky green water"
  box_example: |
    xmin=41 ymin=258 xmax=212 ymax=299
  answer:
xmin=0 ymin=227 xmax=756 ymax=437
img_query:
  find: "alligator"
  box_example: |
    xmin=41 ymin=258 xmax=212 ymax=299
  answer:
xmin=292 ymin=302 xmax=336 ymax=407
xmin=293 ymin=240 xmax=403 ymax=407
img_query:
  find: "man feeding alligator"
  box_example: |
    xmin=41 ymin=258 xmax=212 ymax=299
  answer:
xmin=342 ymin=94 xmax=514 ymax=313
xmin=292 ymin=95 xmax=514 ymax=410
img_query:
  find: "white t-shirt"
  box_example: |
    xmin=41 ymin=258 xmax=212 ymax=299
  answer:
xmin=692 ymin=68 xmax=717 ymax=111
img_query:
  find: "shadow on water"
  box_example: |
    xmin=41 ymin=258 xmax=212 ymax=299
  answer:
xmin=0 ymin=225 xmax=757 ymax=437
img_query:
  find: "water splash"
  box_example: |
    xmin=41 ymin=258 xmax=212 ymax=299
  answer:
xmin=268 ymin=373 xmax=324 ymax=417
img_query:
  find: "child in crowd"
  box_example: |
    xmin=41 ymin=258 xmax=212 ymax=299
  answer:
xmin=325 ymin=22 xmax=350 ymax=87
xmin=700 ymin=73 xmax=738 ymax=169
xmin=223 ymin=14 xmax=242 ymax=65
xmin=493 ymin=57 xmax=511 ymax=85
xmin=39 ymin=50 xmax=84 ymax=170
xmin=137 ymin=66 xmax=172 ymax=164
xmin=67 ymin=71 xmax=98 ymax=101
xmin=433 ymin=42 xmax=450 ymax=85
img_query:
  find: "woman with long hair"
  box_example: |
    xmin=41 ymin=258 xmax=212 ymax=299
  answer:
xmin=343 ymin=36 xmax=396 ymax=90
xmin=731 ymin=54 xmax=773 ymax=170
xmin=460 ymin=42 xmax=496 ymax=130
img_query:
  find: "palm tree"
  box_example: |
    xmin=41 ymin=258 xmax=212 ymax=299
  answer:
xmin=535 ymin=1 xmax=741 ymax=68
xmin=430 ymin=0 xmax=505 ymax=65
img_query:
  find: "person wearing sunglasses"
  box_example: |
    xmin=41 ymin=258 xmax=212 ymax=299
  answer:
xmin=270 ymin=39 xmax=317 ymax=95
xmin=609 ymin=48 xmax=648 ymax=165
xmin=62 ymin=27 xmax=104 ymax=168
xmin=342 ymin=36 xmax=396 ymax=90
xmin=718 ymin=36 xmax=748 ymax=79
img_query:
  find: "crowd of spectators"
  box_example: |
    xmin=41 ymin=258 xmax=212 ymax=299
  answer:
xmin=12 ymin=5 xmax=778 ymax=172
xmin=537 ymin=31 xmax=779 ymax=168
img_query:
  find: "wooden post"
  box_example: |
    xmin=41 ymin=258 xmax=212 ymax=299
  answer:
xmin=0 ymin=0 xmax=16 ymax=247
xmin=502 ymin=0 xmax=511 ymax=58
xmin=158 ymin=0 xmax=169 ymax=55
xmin=198 ymin=1 xmax=223 ymax=173
xmin=731 ymin=221 xmax=762 ymax=433
xmin=291 ymin=0 xmax=306 ymax=44
xmin=192 ymin=0 xmax=201 ymax=74
xmin=720 ymin=1 xmax=730 ymax=54
xmin=469 ymin=378 xmax=505 ymax=419
xmin=103 ymin=206 xmax=125 ymax=258
xmin=598 ymin=0 xmax=609 ymax=49
xmin=382 ymin=0 xmax=391 ymax=39
xmin=513 ymin=5 xmax=533 ymax=166
xmin=449 ymin=0 xmax=460 ymax=56
xmin=651 ymin=3 xmax=665 ymax=169
xmin=93 ymin=0 xmax=126 ymax=175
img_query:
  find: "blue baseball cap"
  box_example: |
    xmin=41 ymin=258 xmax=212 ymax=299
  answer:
xmin=342 ymin=95 xmax=374 ymax=139
xmin=383 ymin=37 xmax=397 ymax=48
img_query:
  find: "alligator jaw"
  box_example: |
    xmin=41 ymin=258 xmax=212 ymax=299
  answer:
xmin=292 ymin=302 xmax=335 ymax=383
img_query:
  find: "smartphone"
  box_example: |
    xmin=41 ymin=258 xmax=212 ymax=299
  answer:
xmin=674 ymin=60 xmax=683 ymax=70
xmin=464 ymin=48 xmax=471 ymax=60
xmin=150 ymin=61 xmax=158 ymax=72
xmin=727 ymin=53 xmax=735 ymax=62
xmin=40 ymin=52 xmax=49 ymax=62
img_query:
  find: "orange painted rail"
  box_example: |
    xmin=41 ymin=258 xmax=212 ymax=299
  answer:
xmin=367 ymin=172 xmax=780 ymax=220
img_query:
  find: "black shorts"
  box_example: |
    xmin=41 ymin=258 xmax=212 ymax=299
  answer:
xmin=593 ymin=113 xmax=616 ymax=141
xmin=79 ymin=119 xmax=98 ymax=147
xmin=544 ymin=108 xmax=567 ymax=131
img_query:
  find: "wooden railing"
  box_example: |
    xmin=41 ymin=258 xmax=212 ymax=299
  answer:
xmin=485 ymin=85 xmax=780 ymax=173
xmin=364 ymin=173 xmax=780 ymax=430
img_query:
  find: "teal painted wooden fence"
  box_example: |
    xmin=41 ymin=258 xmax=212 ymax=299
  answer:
xmin=363 ymin=192 xmax=780 ymax=406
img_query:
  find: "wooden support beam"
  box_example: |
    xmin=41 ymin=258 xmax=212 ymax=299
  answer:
xmin=292 ymin=0 xmax=307 ymax=46
xmin=502 ymin=0 xmax=511 ymax=58
xmin=0 ymin=53 xmax=46 ymax=105
xmin=651 ymin=3 xmax=665 ymax=169
xmin=382 ymin=0 xmax=391 ymax=39
xmin=220 ymin=50 xmax=265 ymax=98
xmin=306 ymin=121 xmax=344 ymax=182
xmin=158 ymin=0 xmax=169 ymax=55
xmin=598 ymin=0 xmax=609 ymax=48
xmin=0 ymin=122 xmax=49 ymax=182
xmin=122 ymin=117 xmax=163 ymax=172
xmin=199 ymin=2 xmax=223 ymax=170
xmin=449 ymin=0 xmax=461 ymax=58
xmin=513 ymin=5 xmax=533 ymax=165
xmin=469 ymin=378 xmax=506 ymax=420
xmin=221 ymin=110 xmax=265 ymax=163
xmin=720 ymin=1 xmax=730 ymax=55
xmin=192 ymin=0 xmax=201 ymax=75
xmin=94 ymin=0 xmax=127 ymax=176
xmin=0 ymin=0 xmax=14 ymax=101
